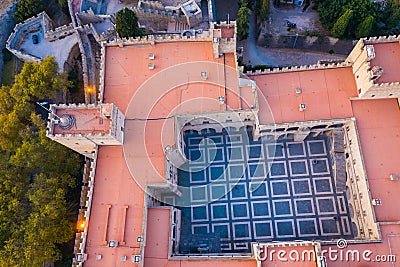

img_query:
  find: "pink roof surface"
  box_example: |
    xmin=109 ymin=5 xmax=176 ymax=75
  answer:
xmin=103 ymin=42 xmax=238 ymax=114
xmin=370 ymin=41 xmax=400 ymax=84
xmin=351 ymin=98 xmax=400 ymax=222
xmin=144 ymin=208 xmax=257 ymax=267
xmin=53 ymin=108 xmax=111 ymax=135
xmin=251 ymin=67 xmax=359 ymax=124
xmin=84 ymin=146 xmax=144 ymax=266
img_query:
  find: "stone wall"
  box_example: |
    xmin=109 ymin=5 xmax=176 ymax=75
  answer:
xmin=6 ymin=11 xmax=75 ymax=64
xmin=72 ymin=150 xmax=98 ymax=266
xmin=246 ymin=60 xmax=351 ymax=75
xmin=259 ymin=34 xmax=354 ymax=55
xmin=45 ymin=23 xmax=75 ymax=42
xmin=6 ymin=12 xmax=44 ymax=63
xmin=344 ymin=119 xmax=380 ymax=241
xmin=138 ymin=0 xmax=166 ymax=11
xmin=133 ymin=6 xmax=187 ymax=30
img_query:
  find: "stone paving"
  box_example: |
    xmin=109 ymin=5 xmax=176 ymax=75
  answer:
xmin=174 ymin=128 xmax=353 ymax=254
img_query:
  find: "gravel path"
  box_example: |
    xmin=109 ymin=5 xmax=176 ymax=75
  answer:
xmin=0 ymin=0 xmax=14 ymax=14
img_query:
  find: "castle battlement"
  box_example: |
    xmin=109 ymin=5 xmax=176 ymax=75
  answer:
xmin=46 ymin=103 xmax=125 ymax=158
xmin=246 ymin=61 xmax=351 ymax=76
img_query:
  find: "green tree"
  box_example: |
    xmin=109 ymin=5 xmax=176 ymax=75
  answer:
xmin=0 ymin=57 xmax=81 ymax=266
xmin=356 ymin=15 xmax=375 ymax=38
xmin=14 ymin=0 xmax=44 ymax=23
xmin=317 ymin=0 xmax=347 ymax=29
xmin=256 ymin=0 xmax=270 ymax=21
xmin=115 ymin=8 xmax=144 ymax=38
xmin=331 ymin=9 xmax=353 ymax=38
xmin=380 ymin=0 xmax=400 ymax=34
xmin=58 ymin=0 xmax=69 ymax=14
xmin=237 ymin=4 xmax=252 ymax=40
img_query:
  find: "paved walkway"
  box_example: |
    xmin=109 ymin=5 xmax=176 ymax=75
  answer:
xmin=245 ymin=11 xmax=277 ymax=66
xmin=240 ymin=14 xmax=346 ymax=67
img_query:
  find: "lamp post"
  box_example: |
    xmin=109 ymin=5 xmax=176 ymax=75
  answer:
xmin=293 ymin=33 xmax=299 ymax=48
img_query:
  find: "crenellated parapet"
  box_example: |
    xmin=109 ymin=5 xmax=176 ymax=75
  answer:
xmin=6 ymin=11 xmax=76 ymax=64
xmin=347 ymin=35 xmax=400 ymax=99
xmin=98 ymin=45 xmax=106 ymax=103
xmin=45 ymin=23 xmax=75 ymax=42
xmin=102 ymin=30 xmax=211 ymax=47
xmin=245 ymin=61 xmax=351 ymax=76
xmin=361 ymin=35 xmax=400 ymax=45
xmin=46 ymin=103 xmax=125 ymax=158
xmin=138 ymin=0 xmax=166 ymax=11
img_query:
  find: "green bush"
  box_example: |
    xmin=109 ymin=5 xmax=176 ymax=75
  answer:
xmin=256 ymin=0 xmax=270 ymax=21
xmin=14 ymin=0 xmax=44 ymax=23
xmin=116 ymin=8 xmax=144 ymax=38
xmin=237 ymin=4 xmax=252 ymax=40
xmin=356 ymin=15 xmax=375 ymax=38
xmin=331 ymin=9 xmax=353 ymax=38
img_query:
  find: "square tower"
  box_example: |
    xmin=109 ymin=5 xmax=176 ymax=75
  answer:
xmin=46 ymin=103 xmax=125 ymax=158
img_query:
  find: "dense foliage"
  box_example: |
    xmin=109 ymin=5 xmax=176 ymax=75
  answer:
xmin=313 ymin=0 xmax=400 ymax=38
xmin=256 ymin=0 xmax=270 ymax=22
xmin=380 ymin=0 xmax=400 ymax=35
xmin=331 ymin=9 xmax=353 ymax=38
xmin=314 ymin=0 xmax=380 ymax=38
xmin=115 ymin=8 xmax=144 ymax=38
xmin=0 ymin=57 xmax=81 ymax=266
xmin=14 ymin=0 xmax=44 ymax=23
xmin=237 ymin=0 xmax=253 ymax=40
xmin=57 ymin=0 xmax=69 ymax=14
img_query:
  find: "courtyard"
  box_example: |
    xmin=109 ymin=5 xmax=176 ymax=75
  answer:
xmin=174 ymin=127 xmax=353 ymax=254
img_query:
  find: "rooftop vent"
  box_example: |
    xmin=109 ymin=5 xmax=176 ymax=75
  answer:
xmin=148 ymin=53 xmax=154 ymax=60
xmin=366 ymin=45 xmax=375 ymax=59
xmin=121 ymin=255 xmax=127 ymax=261
xmin=390 ymin=174 xmax=399 ymax=181
xmin=218 ymin=95 xmax=225 ymax=104
xmin=299 ymin=103 xmax=306 ymax=111
xmin=137 ymin=236 xmax=144 ymax=242
xmin=201 ymin=71 xmax=207 ymax=80
xmin=295 ymin=88 xmax=302 ymax=94
xmin=132 ymin=255 xmax=141 ymax=263
xmin=108 ymin=240 xmax=119 ymax=248
xmin=372 ymin=199 xmax=382 ymax=205
xmin=148 ymin=63 xmax=154 ymax=70
xmin=95 ymin=254 xmax=102 ymax=260
xmin=164 ymin=145 xmax=172 ymax=153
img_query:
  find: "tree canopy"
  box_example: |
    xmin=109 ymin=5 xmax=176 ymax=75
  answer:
xmin=237 ymin=0 xmax=253 ymax=40
xmin=0 ymin=57 xmax=82 ymax=266
xmin=14 ymin=0 xmax=44 ymax=23
xmin=380 ymin=0 xmax=400 ymax=35
xmin=356 ymin=15 xmax=375 ymax=38
xmin=256 ymin=0 xmax=270 ymax=22
xmin=331 ymin=9 xmax=353 ymax=38
xmin=315 ymin=0 xmax=380 ymax=38
xmin=115 ymin=8 xmax=144 ymax=38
